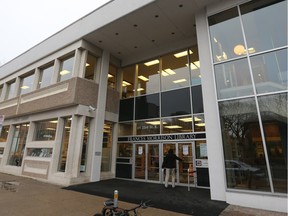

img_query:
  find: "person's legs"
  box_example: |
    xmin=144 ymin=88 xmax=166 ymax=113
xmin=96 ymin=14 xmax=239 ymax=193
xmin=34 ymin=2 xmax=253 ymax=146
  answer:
xmin=165 ymin=168 xmax=170 ymax=188
xmin=171 ymin=168 xmax=176 ymax=188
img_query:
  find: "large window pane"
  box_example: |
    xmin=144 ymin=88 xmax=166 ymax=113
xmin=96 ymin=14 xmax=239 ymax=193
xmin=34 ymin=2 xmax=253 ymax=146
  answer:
xmin=137 ymin=61 xmax=160 ymax=95
xmin=258 ymin=93 xmax=287 ymax=193
xmin=34 ymin=119 xmax=57 ymax=141
xmin=119 ymin=98 xmax=134 ymax=122
xmin=6 ymin=81 xmax=16 ymax=100
xmin=194 ymin=114 xmax=205 ymax=132
xmin=162 ymin=115 xmax=192 ymax=134
xmin=39 ymin=64 xmax=53 ymax=89
xmin=250 ymin=49 xmax=287 ymax=94
xmin=161 ymin=88 xmax=191 ymax=117
xmin=58 ymin=117 xmax=71 ymax=172
xmin=20 ymin=73 xmax=34 ymax=95
xmin=58 ymin=55 xmax=74 ymax=82
xmin=135 ymin=94 xmax=159 ymax=120
xmin=192 ymin=86 xmax=204 ymax=114
xmin=85 ymin=54 xmax=97 ymax=81
xmin=241 ymin=0 xmax=287 ymax=53
xmin=161 ymin=50 xmax=190 ymax=91
xmin=219 ymin=98 xmax=270 ymax=192
xmin=136 ymin=119 xmax=160 ymax=135
xmin=214 ymin=59 xmax=254 ymax=99
xmin=209 ymin=7 xmax=245 ymax=62
xmin=121 ymin=66 xmax=135 ymax=99
xmin=189 ymin=46 xmax=201 ymax=86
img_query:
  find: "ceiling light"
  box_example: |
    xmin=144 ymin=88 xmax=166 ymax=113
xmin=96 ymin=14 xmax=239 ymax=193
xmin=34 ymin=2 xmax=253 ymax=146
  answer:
xmin=146 ymin=121 xmax=161 ymax=125
xmin=160 ymin=71 xmax=169 ymax=76
xmin=164 ymin=125 xmax=182 ymax=129
xmin=86 ymin=63 xmax=90 ymax=67
xmin=194 ymin=117 xmax=202 ymax=122
xmin=137 ymin=88 xmax=144 ymax=91
xmin=193 ymin=61 xmax=200 ymax=68
xmin=108 ymin=74 xmax=113 ymax=78
xmin=173 ymin=79 xmax=187 ymax=83
xmin=187 ymin=63 xmax=198 ymax=70
xmin=49 ymin=120 xmax=58 ymax=123
xmin=60 ymin=70 xmax=70 ymax=76
xmin=195 ymin=123 xmax=205 ymax=127
xmin=21 ymin=86 xmax=30 ymax=89
xmin=144 ymin=59 xmax=159 ymax=66
xmin=174 ymin=50 xmax=193 ymax=58
xmin=164 ymin=68 xmax=176 ymax=75
xmin=122 ymin=81 xmax=132 ymax=86
xmin=179 ymin=117 xmax=193 ymax=122
xmin=234 ymin=44 xmax=245 ymax=55
xmin=138 ymin=75 xmax=149 ymax=81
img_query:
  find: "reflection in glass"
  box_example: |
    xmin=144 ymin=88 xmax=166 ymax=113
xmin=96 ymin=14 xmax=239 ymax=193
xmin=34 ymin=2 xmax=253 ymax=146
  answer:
xmin=192 ymin=86 xmax=204 ymax=113
xmin=148 ymin=144 xmax=160 ymax=181
xmin=161 ymin=50 xmax=190 ymax=91
xmin=162 ymin=115 xmax=192 ymax=134
xmin=219 ymin=98 xmax=270 ymax=192
xmin=58 ymin=55 xmax=74 ymax=82
xmin=34 ymin=119 xmax=57 ymax=141
xmin=85 ymin=54 xmax=97 ymax=80
xmin=20 ymin=73 xmax=35 ymax=95
xmin=188 ymin=47 xmax=201 ymax=86
xmin=137 ymin=61 xmax=160 ymax=95
xmin=135 ymin=94 xmax=159 ymax=120
xmin=194 ymin=114 xmax=205 ymax=132
xmin=214 ymin=59 xmax=253 ymax=99
xmin=118 ymin=122 xmax=134 ymax=136
xmin=178 ymin=143 xmax=194 ymax=184
xmin=250 ymin=49 xmax=287 ymax=94
xmin=39 ymin=65 xmax=53 ymax=89
xmin=119 ymin=98 xmax=134 ymax=122
xmin=258 ymin=93 xmax=287 ymax=193
xmin=121 ymin=66 xmax=135 ymax=98
xmin=26 ymin=148 xmax=52 ymax=157
xmin=161 ymin=88 xmax=191 ymax=117
xmin=209 ymin=7 xmax=245 ymax=62
xmin=241 ymin=0 xmax=287 ymax=53
xmin=136 ymin=119 xmax=160 ymax=135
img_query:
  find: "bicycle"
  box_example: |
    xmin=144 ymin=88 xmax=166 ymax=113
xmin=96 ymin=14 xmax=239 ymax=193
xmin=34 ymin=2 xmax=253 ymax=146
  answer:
xmin=99 ymin=199 xmax=151 ymax=216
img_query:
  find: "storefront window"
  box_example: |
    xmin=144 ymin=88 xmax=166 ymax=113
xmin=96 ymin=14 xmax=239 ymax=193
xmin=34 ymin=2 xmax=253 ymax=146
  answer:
xmin=135 ymin=94 xmax=159 ymax=120
xmin=219 ymin=98 xmax=270 ymax=192
xmin=117 ymin=143 xmax=132 ymax=157
xmin=118 ymin=122 xmax=134 ymax=136
xmin=58 ymin=55 xmax=74 ymax=82
xmin=161 ymin=50 xmax=190 ymax=91
xmin=137 ymin=61 xmax=160 ymax=95
xmin=121 ymin=66 xmax=135 ymax=99
xmin=0 ymin=125 xmax=10 ymax=142
xmin=34 ymin=119 xmax=57 ymax=141
xmin=20 ymin=72 xmax=35 ymax=95
xmin=58 ymin=117 xmax=71 ymax=172
xmin=39 ymin=64 xmax=54 ymax=89
xmin=195 ymin=141 xmax=208 ymax=159
xmin=162 ymin=115 xmax=192 ymax=134
xmin=0 ymin=147 xmax=4 ymax=155
xmin=135 ymin=119 xmax=160 ymax=135
xmin=258 ymin=93 xmax=287 ymax=193
xmin=85 ymin=54 xmax=97 ymax=80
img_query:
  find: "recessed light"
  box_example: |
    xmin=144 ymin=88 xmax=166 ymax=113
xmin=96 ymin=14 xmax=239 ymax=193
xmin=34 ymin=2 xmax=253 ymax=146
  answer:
xmin=155 ymin=15 xmax=159 ymax=18
xmin=144 ymin=59 xmax=159 ymax=66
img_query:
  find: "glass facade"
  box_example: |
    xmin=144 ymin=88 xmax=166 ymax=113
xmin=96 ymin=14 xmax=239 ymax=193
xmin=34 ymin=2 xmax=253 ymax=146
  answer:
xmin=209 ymin=0 xmax=287 ymax=193
xmin=58 ymin=55 xmax=74 ymax=82
xmin=39 ymin=64 xmax=54 ymax=89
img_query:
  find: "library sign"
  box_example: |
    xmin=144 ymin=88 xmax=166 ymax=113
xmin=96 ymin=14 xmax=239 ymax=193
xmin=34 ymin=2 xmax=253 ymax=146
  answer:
xmin=118 ymin=133 xmax=206 ymax=142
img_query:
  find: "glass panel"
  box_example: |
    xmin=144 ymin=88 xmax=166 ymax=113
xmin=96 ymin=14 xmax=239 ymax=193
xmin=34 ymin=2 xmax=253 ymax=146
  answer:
xmin=101 ymin=122 xmax=113 ymax=172
xmin=241 ymin=0 xmax=287 ymax=53
xmin=85 ymin=54 xmax=97 ymax=80
xmin=121 ymin=66 xmax=135 ymax=99
xmin=137 ymin=61 xmax=160 ymax=95
xmin=250 ymin=49 xmax=287 ymax=94
xmin=219 ymin=98 xmax=270 ymax=192
xmin=118 ymin=122 xmax=134 ymax=136
xmin=135 ymin=144 xmax=146 ymax=179
xmin=117 ymin=143 xmax=132 ymax=157
xmin=162 ymin=115 xmax=193 ymax=134
xmin=194 ymin=114 xmax=205 ymax=132
xmin=195 ymin=140 xmax=208 ymax=159
xmin=58 ymin=117 xmax=71 ymax=172
xmin=214 ymin=59 xmax=254 ymax=99
xmin=136 ymin=119 xmax=160 ymax=135
xmin=0 ymin=125 xmax=10 ymax=142
xmin=148 ymin=144 xmax=159 ymax=181
xmin=58 ymin=55 xmax=74 ymax=82
xmin=119 ymin=98 xmax=134 ymax=122
xmin=6 ymin=81 xmax=16 ymax=100
xmin=192 ymin=86 xmax=204 ymax=114
xmin=161 ymin=50 xmax=190 ymax=91
xmin=161 ymin=88 xmax=191 ymax=117
xmin=178 ymin=143 xmax=193 ymax=184
xmin=189 ymin=46 xmax=201 ymax=86
xmin=39 ymin=65 xmax=53 ymax=89
xmin=135 ymin=94 xmax=159 ymax=120
xmin=80 ymin=117 xmax=90 ymax=172
xmin=258 ymin=93 xmax=287 ymax=193
xmin=34 ymin=119 xmax=57 ymax=141
xmin=20 ymin=73 xmax=34 ymax=95
xmin=208 ymin=7 xmax=245 ymax=62
xmin=108 ymin=64 xmax=117 ymax=89
xmin=8 ymin=123 xmax=29 ymax=166
xmin=26 ymin=148 xmax=52 ymax=157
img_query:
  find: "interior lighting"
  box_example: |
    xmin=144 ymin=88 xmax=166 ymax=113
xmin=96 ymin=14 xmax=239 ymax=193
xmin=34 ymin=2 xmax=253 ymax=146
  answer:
xmin=108 ymin=74 xmax=113 ymax=78
xmin=146 ymin=121 xmax=161 ymax=125
xmin=138 ymin=75 xmax=149 ymax=81
xmin=193 ymin=61 xmax=200 ymax=68
xmin=195 ymin=123 xmax=205 ymax=127
xmin=179 ymin=117 xmax=193 ymax=122
xmin=187 ymin=63 xmax=198 ymax=70
xmin=173 ymin=79 xmax=187 ymax=84
xmin=49 ymin=120 xmax=58 ymax=123
xmin=174 ymin=50 xmax=193 ymax=58
xmin=21 ymin=86 xmax=30 ymax=89
xmin=194 ymin=117 xmax=202 ymax=122
xmin=164 ymin=125 xmax=182 ymax=129
xmin=60 ymin=70 xmax=70 ymax=76
xmin=164 ymin=68 xmax=176 ymax=75
xmin=234 ymin=44 xmax=245 ymax=55
xmin=122 ymin=81 xmax=132 ymax=86
xmin=137 ymin=88 xmax=145 ymax=91
xmin=86 ymin=63 xmax=90 ymax=67
xmin=144 ymin=59 xmax=159 ymax=66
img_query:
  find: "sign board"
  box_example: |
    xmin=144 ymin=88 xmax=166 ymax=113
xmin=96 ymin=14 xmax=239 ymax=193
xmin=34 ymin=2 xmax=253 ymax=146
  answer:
xmin=195 ymin=159 xmax=208 ymax=167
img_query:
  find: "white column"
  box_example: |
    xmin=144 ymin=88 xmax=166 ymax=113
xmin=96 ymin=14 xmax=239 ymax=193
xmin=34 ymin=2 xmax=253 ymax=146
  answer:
xmin=32 ymin=68 xmax=41 ymax=90
xmin=196 ymin=9 xmax=226 ymax=201
xmin=52 ymin=59 xmax=61 ymax=84
xmin=90 ymin=50 xmax=110 ymax=181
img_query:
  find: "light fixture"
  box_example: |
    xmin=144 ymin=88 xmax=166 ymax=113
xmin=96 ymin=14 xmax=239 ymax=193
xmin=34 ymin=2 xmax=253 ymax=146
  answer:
xmin=179 ymin=117 xmax=193 ymax=122
xmin=49 ymin=120 xmax=58 ymax=123
xmin=60 ymin=70 xmax=70 ymax=76
xmin=21 ymin=85 xmax=30 ymax=89
xmin=146 ymin=121 xmax=161 ymax=125
xmin=193 ymin=61 xmax=200 ymax=68
xmin=173 ymin=79 xmax=187 ymax=83
xmin=137 ymin=88 xmax=145 ymax=91
xmin=138 ymin=75 xmax=149 ymax=81
xmin=86 ymin=63 xmax=90 ymax=67
xmin=195 ymin=123 xmax=205 ymax=127
xmin=108 ymin=74 xmax=113 ymax=78
xmin=234 ymin=44 xmax=245 ymax=55
xmin=164 ymin=125 xmax=182 ymax=129
xmin=187 ymin=63 xmax=198 ymax=70
xmin=174 ymin=50 xmax=193 ymax=58
xmin=144 ymin=59 xmax=159 ymax=66
xmin=164 ymin=68 xmax=176 ymax=75
xmin=122 ymin=81 xmax=132 ymax=86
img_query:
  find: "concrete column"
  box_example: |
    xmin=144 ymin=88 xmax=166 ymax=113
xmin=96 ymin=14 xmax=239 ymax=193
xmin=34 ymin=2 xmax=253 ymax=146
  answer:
xmin=0 ymin=83 xmax=8 ymax=101
xmin=72 ymin=48 xmax=82 ymax=77
xmin=90 ymin=50 xmax=110 ymax=181
xmin=52 ymin=59 xmax=61 ymax=84
xmin=32 ymin=68 xmax=41 ymax=90
xmin=196 ymin=9 xmax=226 ymax=201
xmin=78 ymin=50 xmax=88 ymax=78
xmin=14 ymin=77 xmax=21 ymax=97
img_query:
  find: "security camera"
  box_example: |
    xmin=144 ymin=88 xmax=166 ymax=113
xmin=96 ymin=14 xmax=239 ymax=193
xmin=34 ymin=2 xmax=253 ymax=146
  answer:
xmin=88 ymin=105 xmax=96 ymax=111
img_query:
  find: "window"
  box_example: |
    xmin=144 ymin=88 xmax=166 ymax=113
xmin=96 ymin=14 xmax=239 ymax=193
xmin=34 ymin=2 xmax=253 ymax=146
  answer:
xmin=188 ymin=46 xmax=201 ymax=86
xmin=0 ymin=125 xmax=10 ymax=142
xmin=119 ymin=98 xmax=134 ymax=122
xmin=80 ymin=117 xmax=90 ymax=172
xmin=121 ymin=66 xmax=135 ymax=99
xmin=85 ymin=54 xmax=97 ymax=80
xmin=39 ymin=65 xmax=54 ymax=89
xmin=58 ymin=55 xmax=74 ymax=82
xmin=34 ymin=119 xmax=57 ymax=141
xmin=20 ymin=73 xmax=35 ymax=95
xmin=135 ymin=94 xmax=159 ymax=120
xmin=135 ymin=119 xmax=160 ymax=135
xmin=193 ymin=114 xmax=205 ymax=132
xmin=8 ymin=123 xmax=29 ymax=166
xmin=58 ymin=117 xmax=71 ymax=172
xmin=192 ymin=86 xmax=204 ymax=114
xmin=118 ymin=122 xmax=134 ymax=136
xmin=0 ymin=85 xmax=3 ymax=99
xmin=108 ymin=64 xmax=117 ymax=89
xmin=5 ymin=81 xmax=16 ymax=100
xmin=101 ymin=122 xmax=113 ymax=172
xmin=162 ymin=115 xmax=193 ymax=134
xmin=26 ymin=148 xmax=52 ymax=157
xmin=117 ymin=143 xmax=132 ymax=157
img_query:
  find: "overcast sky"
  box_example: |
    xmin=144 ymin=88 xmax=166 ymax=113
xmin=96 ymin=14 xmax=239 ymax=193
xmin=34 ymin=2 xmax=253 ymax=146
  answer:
xmin=0 ymin=0 xmax=110 ymax=65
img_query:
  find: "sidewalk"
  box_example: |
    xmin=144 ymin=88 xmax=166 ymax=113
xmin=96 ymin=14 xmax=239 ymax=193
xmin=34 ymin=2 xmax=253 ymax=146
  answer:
xmin=0 ymin=173 xmax=286 ymax=216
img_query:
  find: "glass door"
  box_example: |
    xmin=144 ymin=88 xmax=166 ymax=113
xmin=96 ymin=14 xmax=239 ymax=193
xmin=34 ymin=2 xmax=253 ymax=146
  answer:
xmin=148 ymin=144 xmax=160 ymax=181
xmin=178 ymin=143 xmax=195 ymax=185
xmin=134 ymin=144 xmax=146 ymax=180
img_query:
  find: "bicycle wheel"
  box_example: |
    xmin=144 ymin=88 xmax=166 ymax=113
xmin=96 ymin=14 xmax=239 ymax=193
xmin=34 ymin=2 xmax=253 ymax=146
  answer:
xmin=102 ymin=207 xmax=113 ymax=216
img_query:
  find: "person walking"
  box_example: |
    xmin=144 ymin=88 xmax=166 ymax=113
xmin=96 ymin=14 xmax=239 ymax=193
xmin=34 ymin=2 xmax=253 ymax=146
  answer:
xmin=162 ymin=149 xmax=182 ymax=188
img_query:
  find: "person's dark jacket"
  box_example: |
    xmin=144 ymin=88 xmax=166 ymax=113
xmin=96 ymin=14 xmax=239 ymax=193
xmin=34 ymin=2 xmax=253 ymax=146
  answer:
xmin=163 ymin=150 xmax=182 ymax=168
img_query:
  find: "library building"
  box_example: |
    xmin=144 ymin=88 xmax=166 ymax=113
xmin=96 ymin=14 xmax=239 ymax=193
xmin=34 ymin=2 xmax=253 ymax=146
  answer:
xmin=0 ymin=0 xmax=286 ymax=213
